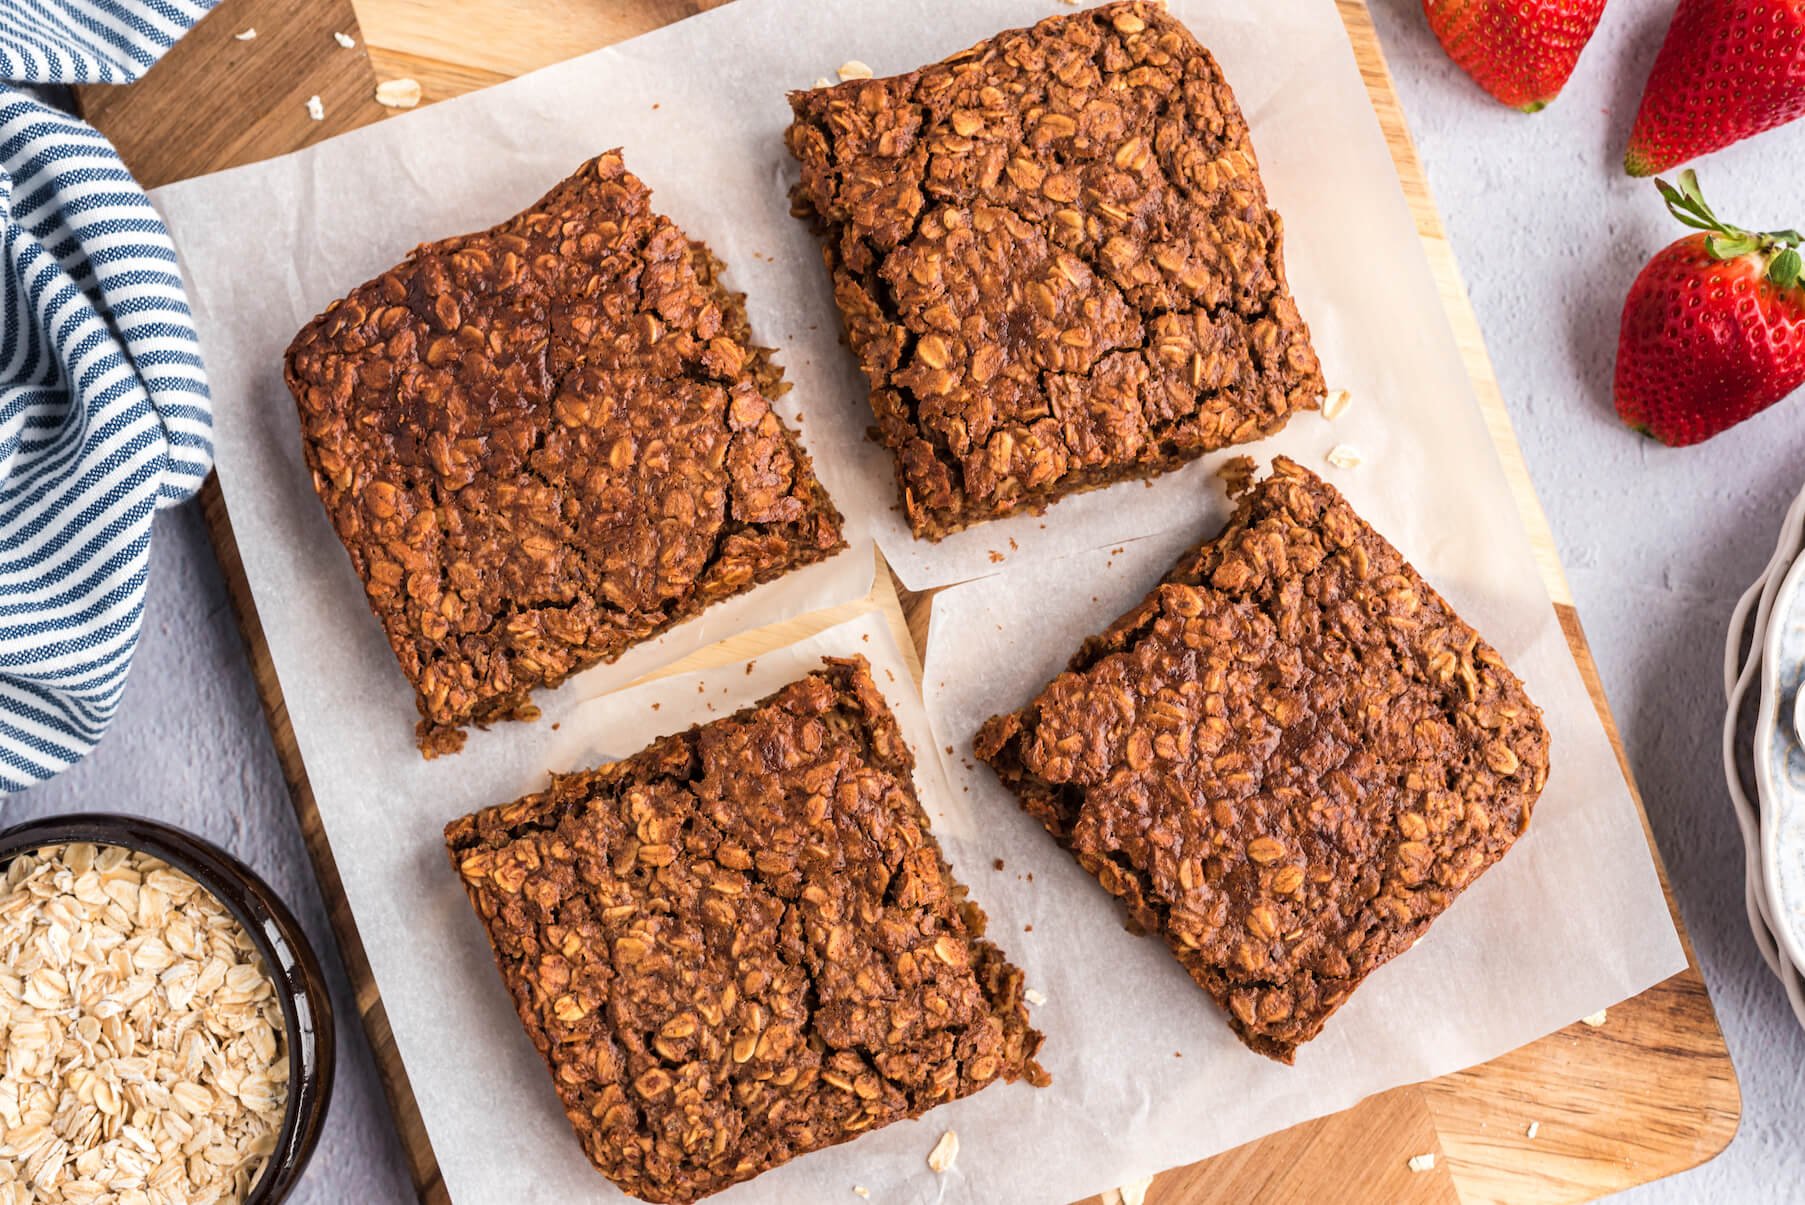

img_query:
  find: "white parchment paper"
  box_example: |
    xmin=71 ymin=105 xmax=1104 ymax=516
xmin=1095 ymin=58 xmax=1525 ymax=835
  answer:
xmin=143 ymin=0 xmax=1687 ymax=1199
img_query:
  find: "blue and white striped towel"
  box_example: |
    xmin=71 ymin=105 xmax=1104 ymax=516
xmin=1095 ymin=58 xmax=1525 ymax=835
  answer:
xmin=1 ymin=0 xmax=217 ymax=792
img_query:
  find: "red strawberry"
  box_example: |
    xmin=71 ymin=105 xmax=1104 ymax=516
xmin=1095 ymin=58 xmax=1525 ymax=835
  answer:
xmin=1423 ymin=0 xmax=1608 ymax=111
xmin=1626 ymin=0 xmax=1805 ymax=177
xmin=1615 ymin=172 xmax=1805 ymax=445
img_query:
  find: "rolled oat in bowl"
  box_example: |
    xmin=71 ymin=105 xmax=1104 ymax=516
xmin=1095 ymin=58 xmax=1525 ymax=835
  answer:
xmin=0 ymin=844 xmax=289 ymax=1204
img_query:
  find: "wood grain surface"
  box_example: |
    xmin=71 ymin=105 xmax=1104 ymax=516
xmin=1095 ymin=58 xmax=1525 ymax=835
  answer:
xmin=80 ymin=0 xmax=1741 ymax=1201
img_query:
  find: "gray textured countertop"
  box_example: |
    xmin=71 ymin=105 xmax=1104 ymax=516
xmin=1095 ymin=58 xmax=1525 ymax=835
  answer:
xmin=11 ymin=2 xmax=1803 ymax=1200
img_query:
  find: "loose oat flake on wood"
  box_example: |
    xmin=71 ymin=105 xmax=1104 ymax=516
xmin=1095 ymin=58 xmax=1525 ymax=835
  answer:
xmin=0 ymin=845 xmax=288 ymax=1205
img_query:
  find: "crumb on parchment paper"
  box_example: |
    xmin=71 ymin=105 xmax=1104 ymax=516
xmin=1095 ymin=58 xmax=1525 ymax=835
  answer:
xmin=1217 ymin=455 xmax=1257 ymax=496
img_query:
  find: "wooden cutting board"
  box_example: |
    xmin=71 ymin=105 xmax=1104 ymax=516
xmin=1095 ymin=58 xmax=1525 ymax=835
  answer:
xmin=78 ymin=1 xmax=1742 ymax=1201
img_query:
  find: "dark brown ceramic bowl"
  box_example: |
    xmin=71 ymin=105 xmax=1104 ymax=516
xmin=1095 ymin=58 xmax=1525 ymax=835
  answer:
xmin=0 ymin=813 xmax=334 ymax=1203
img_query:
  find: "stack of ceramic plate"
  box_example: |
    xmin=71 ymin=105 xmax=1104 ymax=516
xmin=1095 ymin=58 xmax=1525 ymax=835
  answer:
xmin=1724 ymin=483 xmax=1805 ymax=1026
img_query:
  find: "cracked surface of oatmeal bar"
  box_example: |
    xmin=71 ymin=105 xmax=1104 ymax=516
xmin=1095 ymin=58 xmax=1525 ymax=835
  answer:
xmin=974 ymin=458 xmax=1549 ymax=1061
xmin=785 ymin=1 xmax=1324 ymax=540
xmin=446 ymin=657 xmax=1047 ymax=1204
xmin=285 ymin=152 xmax=845 ymax=756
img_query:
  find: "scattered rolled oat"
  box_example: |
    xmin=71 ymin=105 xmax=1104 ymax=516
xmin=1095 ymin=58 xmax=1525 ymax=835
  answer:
xmin=852 ymin=1189 xmax=870 ymax=1200
xmin=1322 ymin=389 xmax=1352 ymax=420
xmin=233 ymin=27 xmax=256 ymax=40
xmin=837 ymin=59 xmax=874 ymax=81
xmin=1407 ymin=1153 xmax=1436 ymax=1173
xmin=814 ymin=77 xmax=832 ymax=88
xmin=374 ymin=78 xmax=423 ymax=109
xmin=1118 ymin=1174 xmax=1155 ymax=1205
xmin=1024 ymin=987 xmax=1047 ymax=1006
xmin=333 ymin=31 xmax=356 ymax=48
xmin=305 ymin=94 xmax=324 ymax=121
xmin=0 ymin=844 xmax=288 ymax=1205
xmin=926 ymin=1129 xmax=959 ymax=1174
xmin=1580 ymin=1009 xmax=1608 ymax=1028
xmin=1526 ymin=1121 xmax=1540 ymax=1139
xmin=1325 ymin=444 xmax=1362 ymax=469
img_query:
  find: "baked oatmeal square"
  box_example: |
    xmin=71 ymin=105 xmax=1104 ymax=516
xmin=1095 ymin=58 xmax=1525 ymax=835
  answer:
xmin=447 ymin=656 xmax=1046 ymax=1202
xmin=786 ymin=1 xmax=1324 ymax=539
xmin=285 ymin=152 xmax=844 ymax=755
xmin=975 ymin=458 xmax=1548 ymax=1060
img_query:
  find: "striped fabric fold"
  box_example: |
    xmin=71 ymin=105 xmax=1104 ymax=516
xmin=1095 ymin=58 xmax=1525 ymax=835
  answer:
xmin=1 ymin=0 xmax=218 ymax=791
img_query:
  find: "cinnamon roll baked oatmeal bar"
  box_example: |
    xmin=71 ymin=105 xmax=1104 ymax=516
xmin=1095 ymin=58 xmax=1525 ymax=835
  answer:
xmin=786 ymin=1 xmax=1324 ymax=538
xmin=975 ymin=458 xmax=1549 ymax=1061
xmin=285 ymin=152 xmax=844 ymax=755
